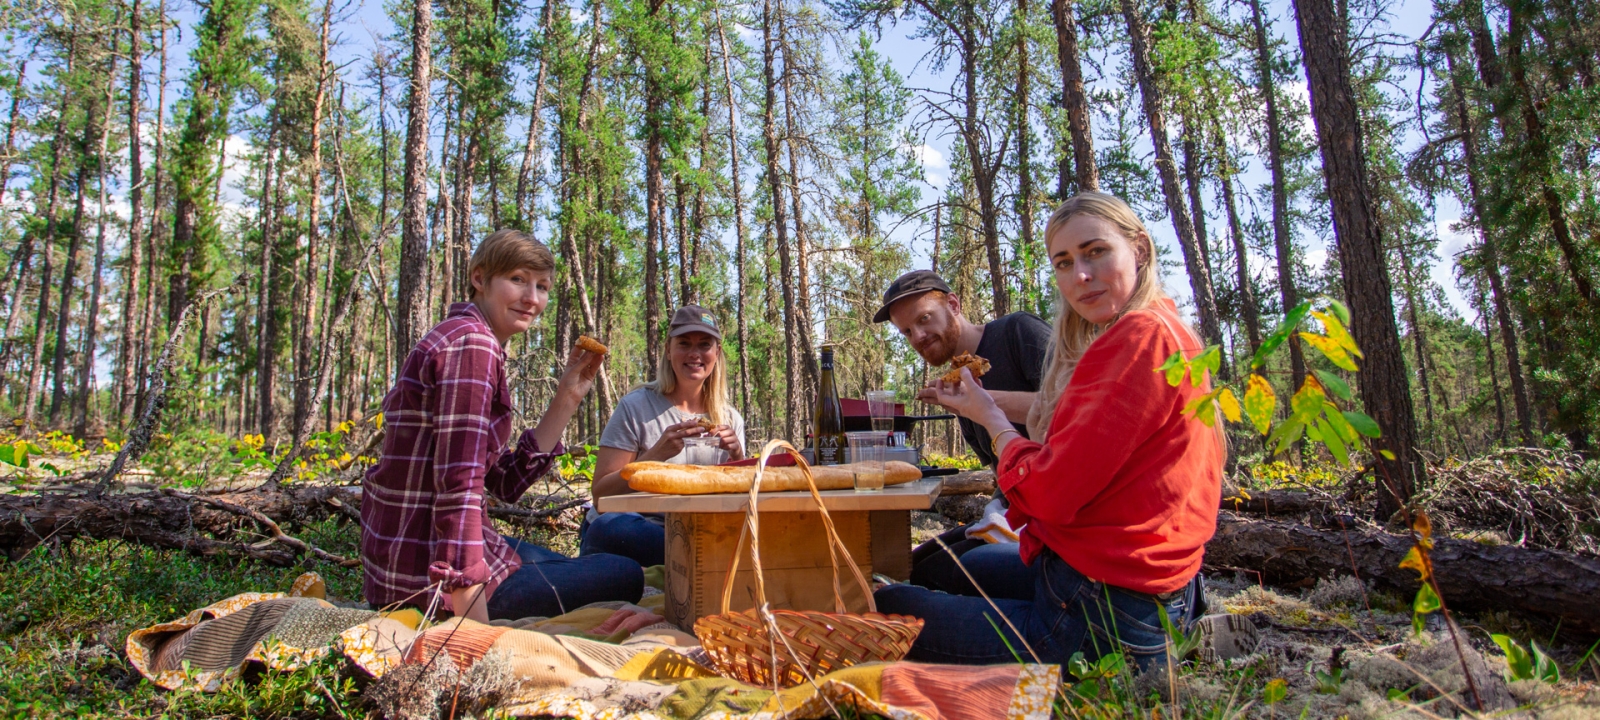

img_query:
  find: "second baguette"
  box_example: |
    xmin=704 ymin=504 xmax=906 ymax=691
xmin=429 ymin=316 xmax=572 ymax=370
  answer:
xmin=623 ymin=461 xmax=921 ymax=495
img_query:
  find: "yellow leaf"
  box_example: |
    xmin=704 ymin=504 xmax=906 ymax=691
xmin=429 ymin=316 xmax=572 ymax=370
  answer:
xmin=1217 ymin=388 xmax=1242 ymax=423
xmin=1313 ymin=310 xmax=1363 ymax=358
xmin=1300 ymin=332 xmax=1359 ymax=371
xmin=1291 ymin=375 xmax=1327 ymax=423
xmin=1413 ymin=511 xmax=1433 ymax=541
xmin=1244 ymin=374 xmax=1276 ymax=436
xmin=1400 ymin=546 xmax=1428 ymax=580
xmin=372 ymin=412 xmax=385 ymax=429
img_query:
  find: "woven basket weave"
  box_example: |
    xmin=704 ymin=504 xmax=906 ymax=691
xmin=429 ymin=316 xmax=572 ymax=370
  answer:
xmin=693 ymin=440 xmax=924 ymax=688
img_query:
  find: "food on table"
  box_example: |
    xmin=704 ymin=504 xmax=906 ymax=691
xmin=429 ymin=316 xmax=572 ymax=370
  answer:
xmin=623 ymin=460 xmax=922 ymax=495
xmin=576 ymin=335 xmax=610 ymax=356
xmin=940 ymin=352 xmax=991 ymax=384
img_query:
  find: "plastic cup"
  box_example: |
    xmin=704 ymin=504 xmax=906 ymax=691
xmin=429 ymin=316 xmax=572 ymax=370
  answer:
xmin=866 ymin=391 xmax=896 ymax=434
xmin=845 ymin=431 xmax=886 ymax=492
xmin=681 ymin=435 xmax=722 ymax=465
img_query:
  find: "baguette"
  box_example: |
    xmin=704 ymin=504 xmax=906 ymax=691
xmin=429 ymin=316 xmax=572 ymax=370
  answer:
xmin=623 ymin=460 xmax=922 ymax=495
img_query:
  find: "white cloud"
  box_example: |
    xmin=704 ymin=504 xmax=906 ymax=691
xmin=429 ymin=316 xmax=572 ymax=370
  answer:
xmin=902 ymin=143 xmax=946 ymax=170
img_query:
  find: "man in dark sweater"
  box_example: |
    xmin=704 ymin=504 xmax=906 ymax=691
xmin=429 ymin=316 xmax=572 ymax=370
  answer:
xmin=875 ymin=270 xmax=1049 ymax=599
xmin=874 ymin=270 xmax=1050 ymax=466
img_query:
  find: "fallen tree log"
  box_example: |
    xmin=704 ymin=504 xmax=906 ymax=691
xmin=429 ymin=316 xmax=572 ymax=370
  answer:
xmin=940 ymin=470 xmax=996 ymax=496
xmin=1205 ymin=512 xmax=1600 ymax=633
xmin=0 ymin=483 xmax=585 ymax=565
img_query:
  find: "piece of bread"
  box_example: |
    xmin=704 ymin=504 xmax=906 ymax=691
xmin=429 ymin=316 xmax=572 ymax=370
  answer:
xmin=623 ymin=461 xmax=922 ymax=495
xmin=576 ymin=335 xmax=609 ymax=356
xmin=940 ymin=352 xmax=991 ymax=384
xmin=695 ymin=417 xmax=717 ymax=431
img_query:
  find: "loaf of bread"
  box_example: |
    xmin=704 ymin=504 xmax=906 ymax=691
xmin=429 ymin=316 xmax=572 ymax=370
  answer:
xmin=622 ymin=460 xmax=922 ymax=495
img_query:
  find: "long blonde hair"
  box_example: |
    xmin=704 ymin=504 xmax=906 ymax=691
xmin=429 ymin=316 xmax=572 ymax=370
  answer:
xmin=1030 ymin=192 xmax=1171 ymax=432
xmin=646 ymin=335 xmax=733 ymax=425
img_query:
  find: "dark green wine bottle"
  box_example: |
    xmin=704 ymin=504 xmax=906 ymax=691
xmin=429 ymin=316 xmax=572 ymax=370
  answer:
xmin=812 ymin=347 xmax=846 ymax=465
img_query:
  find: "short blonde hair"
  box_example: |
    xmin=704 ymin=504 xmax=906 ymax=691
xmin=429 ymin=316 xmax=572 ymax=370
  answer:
xmin=467 ymin=229 xmax=555 ymax=298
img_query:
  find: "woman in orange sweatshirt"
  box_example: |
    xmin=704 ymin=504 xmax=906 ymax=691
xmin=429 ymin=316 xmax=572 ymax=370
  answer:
xmin=876 ymin=192 xmax=1226 ymax=668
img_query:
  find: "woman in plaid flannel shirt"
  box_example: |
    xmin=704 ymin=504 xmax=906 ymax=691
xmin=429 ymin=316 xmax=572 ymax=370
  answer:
xmin=361 ymin=230 xmax=642 ymax=622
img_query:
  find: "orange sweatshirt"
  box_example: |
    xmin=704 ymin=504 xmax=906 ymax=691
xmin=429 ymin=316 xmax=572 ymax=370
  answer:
xmin=997 ymin=298 xmax=1223 ymax=595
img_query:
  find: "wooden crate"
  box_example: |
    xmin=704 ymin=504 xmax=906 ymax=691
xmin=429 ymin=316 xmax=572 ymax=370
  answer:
xmin=662 ymin=510 xmax=910 ymax=630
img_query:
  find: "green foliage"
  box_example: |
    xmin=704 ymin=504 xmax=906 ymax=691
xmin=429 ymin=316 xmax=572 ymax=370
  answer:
xmin=1492 ymin=634 xmax=1561 ymax=684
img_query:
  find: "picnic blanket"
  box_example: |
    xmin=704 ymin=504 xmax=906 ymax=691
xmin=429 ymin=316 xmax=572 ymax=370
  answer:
xmin=127 ymin=572 xmax=1060 ymax=719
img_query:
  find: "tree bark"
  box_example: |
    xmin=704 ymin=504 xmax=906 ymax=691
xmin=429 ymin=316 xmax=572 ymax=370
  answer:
xmin=0 ymin=60 xmax=28 ymax=331
xmin=514 ymin=0 xmax=555 ymax=225
xmin=1119 ymin=0 xmax=1223 ymax=351
xmin=395 ymin=0 xmax=434 ymax=367
xmin=24 ymin=30 xmax=79 ymax=427
xmin=1214 ymin=125 xmax=1262 ymax=353
xmin=76 ymin=69 xmax=119 ymax=437
xmin=1445 ymin=55 xmax=1534 ymax=445
xmin=116 ymin=2 xmax=144 ymax=427
xmin=1014 ymin=0 xmax=1036 ymax=300
xmin=778 ymin=3 xmax=817 ymax=407
xmin=962 ymin=0 xmax=1009 ymax=316
xmin=1050 ymin=0 xmax=1096 ymax=194
xmin=1291 ymin=0 xmax=1425 ymax=518
xmin=643 ymin=0 xmax=667 ymax=376
xmin=1206 ymin=512 xmax=1600 ymax=633
xmin=714 ymin=8 xmax=751 ymax=413
xmin=763 ymin=0 xmax=799 ymax=442
xmin=1248 ymin=0 xmax=1306 ymax=390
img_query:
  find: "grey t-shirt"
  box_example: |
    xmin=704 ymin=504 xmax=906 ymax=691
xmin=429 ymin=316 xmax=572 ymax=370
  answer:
xmin=599 ymin=387 xmax=746 ymax=464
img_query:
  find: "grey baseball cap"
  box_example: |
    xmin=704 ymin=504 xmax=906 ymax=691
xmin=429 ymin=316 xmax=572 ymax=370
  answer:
xmin=668 ymin=304 xmax=722 ymax=339
xmin=872 ymin=270 xmax=953 ymax=323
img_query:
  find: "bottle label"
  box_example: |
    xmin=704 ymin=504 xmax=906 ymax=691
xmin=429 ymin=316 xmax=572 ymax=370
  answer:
xmin=820 ymin=352 xmax=834 ymax=370
xmin=815 ymin=441 xmax=843 ymax=465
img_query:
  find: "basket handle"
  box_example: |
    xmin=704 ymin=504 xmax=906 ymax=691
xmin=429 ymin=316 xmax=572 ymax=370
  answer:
xmin=718 ymin=439 xmax=878 ymax=615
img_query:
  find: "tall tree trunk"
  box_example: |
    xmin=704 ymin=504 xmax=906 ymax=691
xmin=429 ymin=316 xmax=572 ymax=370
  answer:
xmin=1050 ymin=0 xmax=1096 ymax=194
xmin=117 ymin=0 xmax=144 ymax=426
xmin=395 ymin=0 xmax=434 ymax=366
xmin=714 ymin=8 xmax=750 ymax=412
xmin=258 ymin=141 xmax=287 ymax=440
xmin=777 ymin=3 xmax=817 ymax=403
xmin=1478 ymin=287 xmax=1507 ymax=443
xmin=1501 ymin=0 xmax=1594 ymax=306
xmin=763 ymin=0 xmax=798 ymax=442
xmin=0 ymin=60 xmax=27 ymax=329
xmin=1292 ymin=0 xmax=1425 ymax=518
xmin=77 ymin=73 xmax=118 ymax=437
xmin=1014 ymin=0 xmax=1036 ymax=304
xmin=1446 ymin=52 xmax=1535 ymax=445
xmin=1398 ymin=240 xmax=1435 ymax=435
xmin=1249 ymin=0 xmax=1306 ymax=389
xmin=1214 ymin=124 xmax=1261 ymax=353
xmin=1120 ymin=0 xmax=1223 ymax=351
xmin=30 ymin=31 xmax=83 ymax=426
xmin=960 ymin=0 xmax=1009 ymax=316
xmin=514 ymin=0 xmax=555 ymax=224
xmin=643 ymin=0 xmax=666 ymax=376
xmin=294 ymin=0 xmax=335 ymax=439
xmin=52 ymin=138 xmax=99 ymax=427
xmin=134 ymin=0 xmax=170 ymax=421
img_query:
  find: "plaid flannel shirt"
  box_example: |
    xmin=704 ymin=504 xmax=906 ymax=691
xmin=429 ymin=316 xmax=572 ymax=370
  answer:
xmin=361 ymin=302 xmax=563 ymax=611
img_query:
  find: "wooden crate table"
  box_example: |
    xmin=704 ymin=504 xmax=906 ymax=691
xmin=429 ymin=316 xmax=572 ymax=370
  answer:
xmin=596 ymin=479 xmax=942 ymax=631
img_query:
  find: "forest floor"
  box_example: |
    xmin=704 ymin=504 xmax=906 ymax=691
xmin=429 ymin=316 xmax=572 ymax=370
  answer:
xmin=2 ymin=431 xmax=1600 ymax=718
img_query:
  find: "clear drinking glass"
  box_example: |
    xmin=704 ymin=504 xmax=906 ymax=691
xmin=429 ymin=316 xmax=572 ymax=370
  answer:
xmin=866 ymin=390 xmax=896 ymax=434
xmin=681 ymin=435 xmax=722 ymax=465
xmin=845 ymin=431 xmax=886 ymax=492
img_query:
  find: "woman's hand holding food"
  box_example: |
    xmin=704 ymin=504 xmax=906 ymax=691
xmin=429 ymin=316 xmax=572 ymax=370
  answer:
xmin=927 ymin=368 xmax=1012 ymax=439
xmin=638 ymin=419 xmax=707 ymax=462
xmin=708 ymin=423 xmax=745 ymax=461
xmin=554 ymin=345 xmax=605 ymax=403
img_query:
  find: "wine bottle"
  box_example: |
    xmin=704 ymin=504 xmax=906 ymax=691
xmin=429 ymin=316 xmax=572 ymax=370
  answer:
xmin=813 ymin=347 xmax=846 ymax=465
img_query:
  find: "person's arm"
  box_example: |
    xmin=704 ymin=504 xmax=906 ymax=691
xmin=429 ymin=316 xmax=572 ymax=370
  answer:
xmin=591 ymin=446 xmax=637 ymax=500
xmin=425 ymin=334 xmax=503 ymax=608
xmin=591 ymin=418 xmax=710 ymax=500
xmin=484 ymin=346 xmax=604 ymax=502
xmin=994 ymin=315 xmax=1178 ymax=526
xmin=450 ymin=584 xmax=491 ymax=623
xmin=987 ymin=390 xmax=1037 ymax=424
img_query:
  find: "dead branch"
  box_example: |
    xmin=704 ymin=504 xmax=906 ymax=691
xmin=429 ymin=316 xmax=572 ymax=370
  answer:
xmin=163 ymin=488 xmax=360 ymax=567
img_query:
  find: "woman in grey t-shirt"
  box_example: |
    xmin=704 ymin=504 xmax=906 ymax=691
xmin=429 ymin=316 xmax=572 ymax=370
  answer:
xmin=579 ymin=304 xmax=745 ymax=566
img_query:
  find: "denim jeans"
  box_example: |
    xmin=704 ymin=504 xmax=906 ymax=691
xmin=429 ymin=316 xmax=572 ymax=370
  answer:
xmin=578 ymin=512 xmax=666 ymax=567
xmin=875 ymin=549 xmax=1191 ymax=671
xmin=909 ymin=525 xmax=1037 ymax=600
xmin=485 ymin=538 xmax=644 ymax=620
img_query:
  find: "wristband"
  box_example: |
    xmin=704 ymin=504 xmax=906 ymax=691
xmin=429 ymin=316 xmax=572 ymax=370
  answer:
xmin=990 ymin=428 xmax=1020 ymax=456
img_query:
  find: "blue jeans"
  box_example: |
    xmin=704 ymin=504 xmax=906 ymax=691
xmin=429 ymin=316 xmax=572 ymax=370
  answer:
xmin=910 ymin=526 xmax=1037 ymax=600
xmin=579 ymin=512 xmax=666 ymax=567
xmin=876 ymin=549 xmax=1190 ymax=671
xmin=486 ymin=538 xmax=644 ymax=620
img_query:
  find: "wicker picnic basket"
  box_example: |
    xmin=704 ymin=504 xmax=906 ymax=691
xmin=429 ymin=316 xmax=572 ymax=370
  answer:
xmin=693 ymin=440 xmax=924 ymax=688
